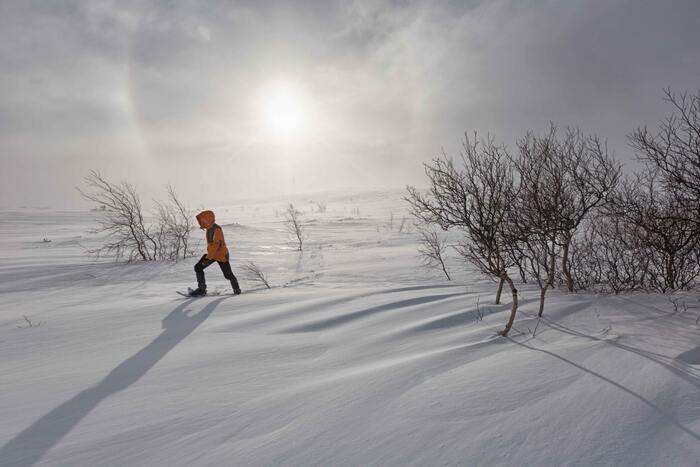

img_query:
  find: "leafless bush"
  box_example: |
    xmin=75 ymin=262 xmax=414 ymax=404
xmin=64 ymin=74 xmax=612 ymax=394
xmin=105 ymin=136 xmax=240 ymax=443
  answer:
xmin=315 ymin=202 xmax=327 ymax=213
xmin=546 ymin=127 xmax=621 ymax=292
xmin=568 ymin=168 xmax=700 ymax=293
xmin=630 ymin=88 xmax=700 ymax=224
xmin=510 ymin=126 xmax=565 ymax=315
xmin=154 ymin=185 xmax=196 ymax=261
xmin=79 ymin=171 xmax=194 ymax=262
xmin=79 ymin=171 xmax=157 ymax=261
xmin=407 ymin=133 xmax=520 ymax=336
xmin=285 ymin=203 xmax=305 ymax=251
xmin=568 ymin=223 xmax=604 ymax=291
xmin=569 ymin=215 xmax=650 ymax=294
xmin=417 ymin=226 xmax=451 ymax=280
xmin=609 ymin=169 xmax=700 ymax=292
xmin=242 ymin=262 xmax=271 ymax=289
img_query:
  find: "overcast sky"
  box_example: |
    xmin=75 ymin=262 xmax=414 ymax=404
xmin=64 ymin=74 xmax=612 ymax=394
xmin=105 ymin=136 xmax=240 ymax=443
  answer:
xmin=1 ymin=0 xmax=699 ymax=208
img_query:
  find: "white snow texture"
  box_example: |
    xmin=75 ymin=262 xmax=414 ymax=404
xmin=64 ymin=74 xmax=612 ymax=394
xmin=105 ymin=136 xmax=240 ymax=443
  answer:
xmin=1 ymin=190 xmax=699 ymax=466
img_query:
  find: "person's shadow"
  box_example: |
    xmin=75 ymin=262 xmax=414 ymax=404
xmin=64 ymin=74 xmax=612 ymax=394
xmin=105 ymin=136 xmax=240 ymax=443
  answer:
xmin=1 ymin=297 xmax=224 ymax=467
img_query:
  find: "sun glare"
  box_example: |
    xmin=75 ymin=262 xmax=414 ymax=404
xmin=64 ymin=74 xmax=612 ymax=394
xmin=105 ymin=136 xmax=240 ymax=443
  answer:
xmin=257 ymin=82 xmax=308 ymax=140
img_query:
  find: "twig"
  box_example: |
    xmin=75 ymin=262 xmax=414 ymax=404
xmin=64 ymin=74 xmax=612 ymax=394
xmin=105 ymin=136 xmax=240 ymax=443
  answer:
xmin=242 ymin=262 xmax=271 ymax=289
xmin=18 ymin=315 xmax=42 ymax=328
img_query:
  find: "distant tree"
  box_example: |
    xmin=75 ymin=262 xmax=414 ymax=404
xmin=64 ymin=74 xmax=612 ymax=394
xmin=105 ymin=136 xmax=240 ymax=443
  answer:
xmin=408 ymin=133 xmax=521 ymax=336
xmin=285 ymin=203 xmax=305 ymax=251
xmin=417 ymin=226 xmax=451 ymax=280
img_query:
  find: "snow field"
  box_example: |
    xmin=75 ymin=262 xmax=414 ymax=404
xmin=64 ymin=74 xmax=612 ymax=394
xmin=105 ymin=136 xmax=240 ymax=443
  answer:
xmin=1 ymin=190 xmax=699 ymax=466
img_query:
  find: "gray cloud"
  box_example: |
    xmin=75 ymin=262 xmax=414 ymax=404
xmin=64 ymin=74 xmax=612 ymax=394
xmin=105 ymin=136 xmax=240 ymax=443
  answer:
xmin=1 ymin=0 xmax=699 ymax=208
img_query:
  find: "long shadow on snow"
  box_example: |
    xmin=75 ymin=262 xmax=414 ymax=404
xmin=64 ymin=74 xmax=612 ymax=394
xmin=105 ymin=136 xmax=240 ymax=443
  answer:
xmin=0 ymin=297 xmax=225 ymax=467
xmin=511 ymin=339 xmax=700 ymax=442
xmin=284 ymin=292 xmax=466 ymax=333
xmin=676 ymin=346 xmax=700 ymax=365
xmin=237 ymin=284 xmax=467 ymax=329
xmin=524 ymin=309 xmax=700 ymax=390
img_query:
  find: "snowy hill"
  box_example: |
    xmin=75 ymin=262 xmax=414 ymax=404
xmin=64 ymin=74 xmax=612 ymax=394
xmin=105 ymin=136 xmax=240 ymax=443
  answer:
xmin=1 ymin=191 xmax=699 ymax=466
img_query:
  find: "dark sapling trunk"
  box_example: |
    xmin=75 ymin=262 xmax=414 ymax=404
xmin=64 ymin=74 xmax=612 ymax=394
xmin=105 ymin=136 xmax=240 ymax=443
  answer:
xmin=495 ymin=277 xmax=504 ymax=304
xmin=499 ymin=274 xmax=519 ymax=336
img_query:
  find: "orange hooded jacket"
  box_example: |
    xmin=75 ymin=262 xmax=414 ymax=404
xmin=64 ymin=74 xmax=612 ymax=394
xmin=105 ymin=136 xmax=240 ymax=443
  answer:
xmin=196 ymin=210 xmax=229 ymax=262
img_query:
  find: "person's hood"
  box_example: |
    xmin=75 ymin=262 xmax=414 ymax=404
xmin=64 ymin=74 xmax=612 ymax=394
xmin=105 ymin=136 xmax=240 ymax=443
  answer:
xmin=196 ymin=210 xmax=215 ymax=229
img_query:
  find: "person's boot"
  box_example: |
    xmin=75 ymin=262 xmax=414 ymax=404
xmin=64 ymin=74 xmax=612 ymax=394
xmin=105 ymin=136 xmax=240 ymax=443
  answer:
xmin=231 ymin=281 xmax=242 ymax=295
xmin=189 ymin=285 xmax=207 ymax=297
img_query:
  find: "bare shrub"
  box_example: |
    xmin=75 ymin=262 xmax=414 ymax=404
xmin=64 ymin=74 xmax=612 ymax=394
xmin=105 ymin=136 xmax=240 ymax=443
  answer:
xmin=609 ymin=169 xmax=700 ymax=292
xmin=569 ymin=168 xmax=700 ymax=293
xmin=417 ymin=226 xmax=451 ymax=280
xmin=79 ymin=171 xmax=157 ymax=261
xmin=154 ymin=185 xmax=196 ymax=261
xmin=407 ymin=133 xmax=520 ymax=336
xmin=570 ymin=215 xmax=650 ymax=294
xmin=568 ymin=223 xmax=603 ymax=291
xmin=549 ymin=127 xmax=621 ymax=292
xmin=630 ymin=88 xmax=700 ymax=223
xmin=79 ymin=171 xmax=194 ymax=262
xmin=511 ymin=126 xmax=565 ymax=315
xmin=285 ymin=203 xmax=305 ymax=251
xmin=242 ymin=262 xmax=271 ymax=289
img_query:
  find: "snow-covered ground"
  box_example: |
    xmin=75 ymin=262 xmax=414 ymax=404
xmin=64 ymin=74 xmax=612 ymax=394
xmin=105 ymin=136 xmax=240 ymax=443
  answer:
xmin=1 ymin=190 xmax=699 ymax=466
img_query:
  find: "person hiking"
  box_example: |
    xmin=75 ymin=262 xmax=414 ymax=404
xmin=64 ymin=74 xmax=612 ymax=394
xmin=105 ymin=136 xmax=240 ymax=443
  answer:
xmin=189 ymin=210 xmax=241 ymax=296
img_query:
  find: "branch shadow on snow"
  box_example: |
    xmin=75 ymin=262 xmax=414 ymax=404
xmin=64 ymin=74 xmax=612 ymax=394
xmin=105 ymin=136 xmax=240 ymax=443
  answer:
xmin=0 ymin=298 xmax=225 ymax=467
xmin=511 ymin=339 xmax=700 ymax=442
xmin=283 ymin=292 xmax=466 ymax=333
xmin=529 ymin=311 xmax=700 ymax=390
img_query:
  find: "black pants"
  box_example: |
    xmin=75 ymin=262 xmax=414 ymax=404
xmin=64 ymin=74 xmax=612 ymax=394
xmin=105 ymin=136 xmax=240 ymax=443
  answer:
xmin=194 ymin=254 xmax=240 ymax=290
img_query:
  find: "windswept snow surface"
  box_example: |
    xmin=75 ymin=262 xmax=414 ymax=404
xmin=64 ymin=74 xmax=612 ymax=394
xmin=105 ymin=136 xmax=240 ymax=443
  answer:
xmin=1 ymin=190 xmax=699 ymax=467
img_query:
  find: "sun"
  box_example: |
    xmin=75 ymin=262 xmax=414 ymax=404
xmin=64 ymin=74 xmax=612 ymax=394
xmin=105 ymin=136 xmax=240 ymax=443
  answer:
xmin=257 ymin=81 xmax=308 ymax=140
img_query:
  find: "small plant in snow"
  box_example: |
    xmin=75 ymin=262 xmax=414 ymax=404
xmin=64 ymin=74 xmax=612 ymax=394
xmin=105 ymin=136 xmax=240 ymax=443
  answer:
xmin=669 ymin=297 xmax=688 ymax=314
xmin=242 ymin=262 xmax=271 ymax=289
xmin=18 ymin=315 xmax=42 ymax=328
xmin=417 ymin=226 xmax=451 ymax=280
xmin=473 ymin=297 xmax=484 ymax=322
xmin=398 ymin=216 xmax=407 ymax=233
xmin=316 ymin=202 xmax=327 ymax=213
xmin=284 ymin=203 xmax=305 ymax=251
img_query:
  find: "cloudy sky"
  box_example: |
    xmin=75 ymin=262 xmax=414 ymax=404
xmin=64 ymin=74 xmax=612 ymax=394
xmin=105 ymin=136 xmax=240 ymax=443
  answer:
xmin=1 ymin=0 xmax=699 ymax=208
